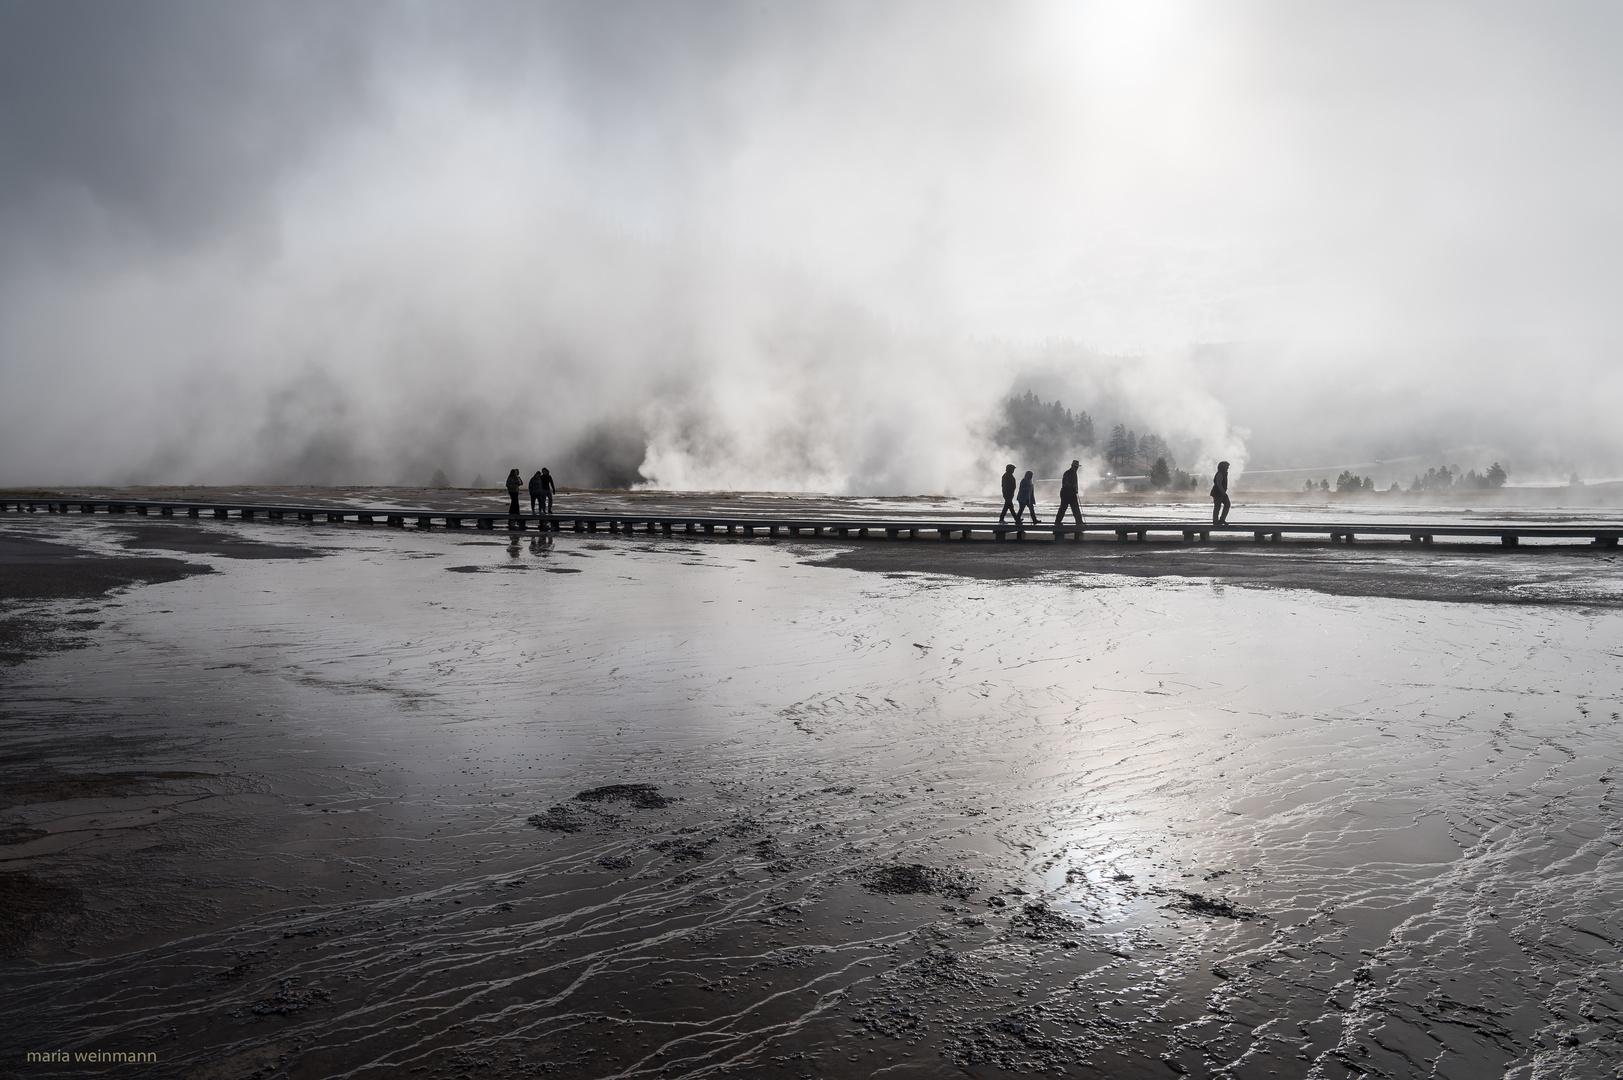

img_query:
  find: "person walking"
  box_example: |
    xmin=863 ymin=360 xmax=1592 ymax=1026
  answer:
xmin=1211 ymin=460 xmax=1231 ymax=525
xmin=505 ymin=468 xmax=522 ymax=516
xmin=528 ymin=470 xmax=545 ymax=514
xmin=1055 ymin=459 xmax=1083 ymax=526
xmin=998 ymin=464 xmax=1018 ymax=523
xmin=1016 ymin=470 xmax=1038 ymax=525
xmin=538 ymin=467 xmax=555 ymax=514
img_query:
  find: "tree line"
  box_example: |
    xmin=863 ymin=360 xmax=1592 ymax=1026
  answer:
xmin=1303 ymin=463 xmax=1509 ymax=493
xmin=995 ymin=391 xmax=1200 ymax=491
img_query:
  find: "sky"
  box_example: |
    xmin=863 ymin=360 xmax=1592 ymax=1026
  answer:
xmin=2 ymin=1 xmax=1621 ymax=491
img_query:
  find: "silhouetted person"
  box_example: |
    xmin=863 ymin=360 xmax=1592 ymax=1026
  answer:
xmin=539 ymin=467 xmax=555 ymax=513
xmin=528 ymin=470 xmax=545 ymax=514
xmin=998 ymin=464 xmax=1018 ymax=522
xmin=505 ymin=469 xmax=522 ymax=515
xmin=1016 ymin=470 xmax=1037 ymax=525
xmin=1211 ymin=460 xmax=1231 ymax=525
xmin=1055 ymin=459 xmax=1083 ymax=525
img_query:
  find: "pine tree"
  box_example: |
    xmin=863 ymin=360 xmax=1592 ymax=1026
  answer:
xmin=1105 ymin=425 xmax=1135 ymax=472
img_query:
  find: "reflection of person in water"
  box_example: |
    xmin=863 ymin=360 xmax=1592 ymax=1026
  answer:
xmin=1211 ymin=460 xmax=1231 ymax=525
xmin=1016 ymin=470 xmax=1038 ymax=524
xmin=1055 ymin=459 xmax=1083 ymax=525
xmin=999 ymin=464 xmax=1018 ymax=523
xmin=505 ymin=469 xmax=522 ymax=515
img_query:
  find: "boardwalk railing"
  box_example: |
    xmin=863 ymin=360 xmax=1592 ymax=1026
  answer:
xmin=2 ymin=498 xmax=1619 ymax=547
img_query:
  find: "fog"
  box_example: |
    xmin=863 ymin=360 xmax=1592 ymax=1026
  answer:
xmin=3 ymin=1 xmax=1621 ymax=491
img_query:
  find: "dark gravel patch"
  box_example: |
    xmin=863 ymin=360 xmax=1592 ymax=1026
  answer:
xmin=573 ymin=784 xmax=670 ymax=809
xmin=862 ymin=863 xmax=975 ymax=899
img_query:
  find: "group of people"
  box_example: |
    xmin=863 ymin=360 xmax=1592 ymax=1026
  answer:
xmin=505 ymin=468 xmax=555 ymax=515
xmin=497 ymin=458 xmax=1234 ymax=526
xmin=997 ymin=459 xmax=1232 ymax=526
xmin=999 ymin=459 xmax=1085 ymax=526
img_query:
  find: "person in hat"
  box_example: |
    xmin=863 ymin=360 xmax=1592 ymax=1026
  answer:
xmin=1055 ymin=459 xmax=1083 ymax=526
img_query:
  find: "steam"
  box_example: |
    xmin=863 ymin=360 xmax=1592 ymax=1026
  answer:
xmin=2 ymin=2 xmax=1620 ymax=490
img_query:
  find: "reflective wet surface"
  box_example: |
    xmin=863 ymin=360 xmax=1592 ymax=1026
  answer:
xmin=1 ymin=509 xmax=1620 ymax=1078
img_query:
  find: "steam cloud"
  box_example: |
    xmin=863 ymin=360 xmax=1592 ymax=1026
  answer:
xmin=2 ymin=2 xmax=1620 ymax=490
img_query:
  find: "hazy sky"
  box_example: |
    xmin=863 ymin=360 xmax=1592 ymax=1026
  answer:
xmin=2 ymin=1 xmax=1620 ymax=489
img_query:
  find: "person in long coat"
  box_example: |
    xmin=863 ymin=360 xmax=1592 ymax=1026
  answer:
xmin=505 ymin=469 xmax=522 ymax=515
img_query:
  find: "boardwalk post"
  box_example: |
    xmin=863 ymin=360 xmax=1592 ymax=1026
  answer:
xmin=478 ymin=518 xmax=493 ymax=531
xmin=327 ymin=512 xmax=344 ymax=523
xmin=1501 ymin=535 xmax=1518 ymax=546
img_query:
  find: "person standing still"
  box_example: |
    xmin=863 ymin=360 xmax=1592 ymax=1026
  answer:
xmin=1211 ymin=460 xmax=1231 ymax=525
xmin=539 ymin=467 xmax=555 ymax=514
xmin=505 ymin=469 xmax=522 ymax=516
xmin=528 ymin=470 xmax=545 ymax=514
xmin=998 ymin=464 xmax=1018 ymax=523
xmin=1055 ymin=459 xmax=1083 ymax=525
xmin=1016 ymin=470 xmax=1038 ymax=525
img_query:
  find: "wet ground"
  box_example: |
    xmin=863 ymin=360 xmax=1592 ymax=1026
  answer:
xmin=1 ymin=496 xmax=1620 ymax=1079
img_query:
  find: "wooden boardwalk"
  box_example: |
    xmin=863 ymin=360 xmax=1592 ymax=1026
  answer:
xmin=3 ymin=497 xmax=1620 ymax=547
